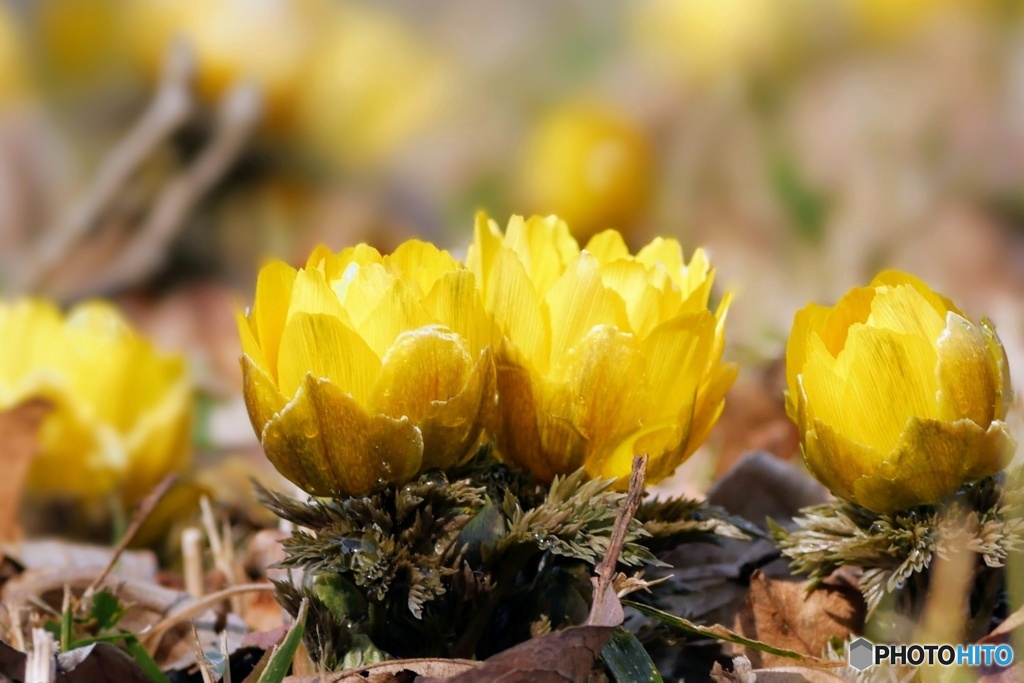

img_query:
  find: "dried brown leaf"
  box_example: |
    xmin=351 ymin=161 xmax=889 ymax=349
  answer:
xmin=282 ymin=658 xmax=476 ymax=682
xmin=732 ymin=571 xmax=864 ymax=668
xmin=423 ymin=626 xmax=615 ymax=683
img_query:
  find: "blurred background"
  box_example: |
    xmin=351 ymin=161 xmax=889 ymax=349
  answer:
xmin=3 ymin=0 xmax=1024 ymax=504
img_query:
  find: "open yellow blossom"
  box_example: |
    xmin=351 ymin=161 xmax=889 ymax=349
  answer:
xmin=786 ymin=271 xmax=1015 ymax=514
xmin=239 ymin=241 xmax=494 ymax=497
xmin=0 ymin=300 xmax=191 ymax=502
xmin=468 ymin=213 xmax=736 ymax=486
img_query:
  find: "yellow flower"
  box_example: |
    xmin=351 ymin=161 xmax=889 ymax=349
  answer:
xmin=126 ymin=0 xmax=330 ymax=132
xmin=786 ymin=271 xmax=1015 ymax=514
xmin=297 ymin=2 xmax=452 ymax=167
xmin=468 ymin=213 xmax=736 ymax=486
xmin=0 ymin=300 xmax=192 ymax=503
xmin=519 ymin=103 xmax=654 ymax=243
xmin=631 ymin=0 xmax=788 ymax=84
xmin=238 ymin=241 xmax=494 ymax=497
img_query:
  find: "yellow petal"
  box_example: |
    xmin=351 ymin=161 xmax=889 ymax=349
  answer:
xmin=584 ymin=230 xmax=630 ymax=264
xmin=599 ymin=259 xmax=680 ymax=339
xmin=505 ymin=215 xmax=580 ymax=295
xmin=935 ymin=313 xmax=998 ymax=427
xmin=409 ymin=346 xmax=495 ymax=471
xmin=785 ymin=303 xmax=829 ymax=419
xmin=252 ymin=261 xmax=297 ymax=378
xmin=981 ymin=318 xmax=1013 ymax=420
xmin=241 ymin=353 xmax=288 ymax=437
xmin=237 ymin=311 xmax=269 ymax=374
xmin=818 ymin=286 xmax=875 ymax=357
xmin=122 ymin=378 xmax=192 ymax=502
xmin=636 ymin=237 xmax=684 ymax=289
xmin=640 ymin=311 xmax=715 ymax=419
xmin=803 ymin=417 xmax=882 ymax=505
xmin=354 ymin=278 xmax=434 ymax=360
xmin=422 ymin=269 xmax=491 ymax=356
xmin=865 ymin=282 xmax=945 ymax=353
xmin=334 ymin=261 xmax=392 ymax=329
xmin=851 ymin=418 xmax=1016 ymax=513
xmin=385 ymin=240 xmax=458 ymax=296
xmin=871 ymin=270 xmax=959 ymax=317
xmin=802 ymin=323 xmax=940 ymax=454
xmin=483 ymin=247 xmax=551 ymax=373
xmin=467 ymin=211 xmax=504 ymax=295
xmin=544 ymin=252 xmax=630 ymax=363
xmin=261 ymin=374 xmax=424 ymax=496
xmin=369 ymin=325 xmax=473 ymax=423
xmin=277 ymin=312 xmax=381 ymax=403
xmin=0 ymin=299 xmax=65 ymax=391
xmin=287 ymin=267 xmax=352 ymax=326
xmin=305 ymin=243 xmax=334 ymax=270
xmin=491 ymin=343 xmax=566 ymax=481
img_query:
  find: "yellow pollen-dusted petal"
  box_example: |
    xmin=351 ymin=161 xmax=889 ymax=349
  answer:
xmin=585 ymin=230 xmax=630 ymax=264
xmin=277 ymin=312 xmax=381 ymax=403
xmin=252 ymin=260 xmax=297 ymax=377
xmin=544 ymin=252 xmax=630 ymax=363
xmin=803 ymin=323 xmax=940 ymax=454
xmin=261 ymin=374 xmax=424 ymax=497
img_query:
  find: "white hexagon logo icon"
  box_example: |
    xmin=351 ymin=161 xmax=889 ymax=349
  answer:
xmin=849 ymin=638 xmax=874 ymax=671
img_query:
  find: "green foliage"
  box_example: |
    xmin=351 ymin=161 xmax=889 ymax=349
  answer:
xmin=774 ymin=469 xmax=1024 ymax=613
xmin=259 ymin=447 xmax=753 ymax=668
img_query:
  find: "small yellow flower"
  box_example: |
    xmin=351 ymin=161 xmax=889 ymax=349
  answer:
xmin=239 ymin=241 xmax=495 ymax=497
xmin=0 ymin=300 xmax=192 ymax=503
xmin=786 ymin=271 xmax=1015 ymax=514
xmin=468 ymin=213 xmax=736 ymax=486
xmin=520 ymin=103 xmax=653 ymax=243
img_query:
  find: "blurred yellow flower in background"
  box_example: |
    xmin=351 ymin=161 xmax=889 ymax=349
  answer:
xmin=297 ymin=1 xmax=452 ymax=168
xmin=519 ymin=102 xmax=653 ymax=243
xmin=0 ymin=3 xmax=31 ymax=106
xmin=631 ymin=0 xmax=787 ymax=83
xmin=786 ymin=271 xmax=1015 ymax=514
xmin=126 ymin=0 xmax=329 ymax=132
xmin=239 ymin=241 xmax=495 ymax=497
xmin=0 ymin=300 xmax=192 ymax=503
xmin=469 ymin=213 xmax=735 ymax=486
xmin=847 ymin=0 xmax=962 ymax=43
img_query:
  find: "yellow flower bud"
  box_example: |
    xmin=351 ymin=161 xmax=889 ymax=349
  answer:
xmin=0 ymin=299 xmax=192 ymax=503
xmin=239 ymin=241 xmax=495 ymax=497
xmin=468 ymin=213 xmax=736 ymax=487
xmin=786 ymin=271 xmax=1015 ymax=514
xmin=519 ymin=103 xmax=653 ymax=243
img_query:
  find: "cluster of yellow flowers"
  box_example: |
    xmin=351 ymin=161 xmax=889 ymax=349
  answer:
xmin=0 ymin=214 xmax=1013 ymax=517
xmin=240 ymin=214 xmax=1016 ymax=512
xmin=239 ymin=213 xmax=734 ymax=496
